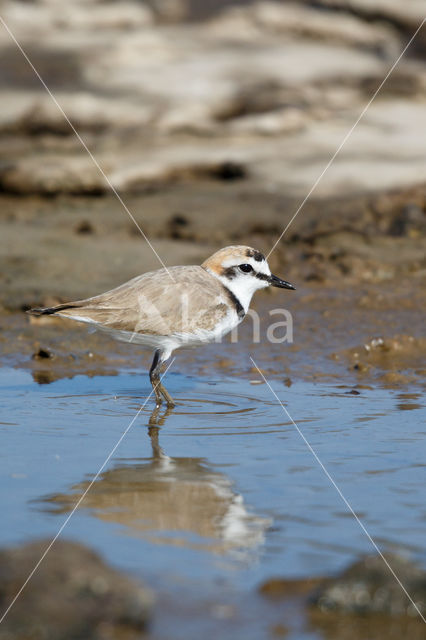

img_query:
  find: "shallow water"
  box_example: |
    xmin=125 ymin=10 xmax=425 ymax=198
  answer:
xmin=1 ymin=366 xmax=425 ymax=638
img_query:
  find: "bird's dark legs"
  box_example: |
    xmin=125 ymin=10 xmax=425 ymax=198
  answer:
xmin=149 ymin=350 xmax=162 ymax=407
xmin=149 ymin=349 xmax=175 ymax=408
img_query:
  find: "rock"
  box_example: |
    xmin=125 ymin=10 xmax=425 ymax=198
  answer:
xmin=110 ymin=147 xmax=248 ymax=192
xmin=0 ymin=91 xmax=155 ymax=135
xmin=208 ymin=1 xmax=398 ymax=55
xmin=0 ymin=156 xmax=105 ymax=194
xmin=157 ymin=103 xmax=216 ymax=135
xmin=1 ymin=0 xmax=425 ymax=201
xmin=340 ymin=334 xmax=426 ymax=380
xmin=310 ymin=552 xmax=426 ymax=617
xmin=313 ymin=0 xmax=426 ymax=49
xmin=0 ymin=539 xmax=154 ymax=640
xmin=389 ymin=203 xmax=425 ymax=237
xmin=0 ymin=0 xmax=154 ymax=38
xmin=228 ymin=107 xmax=307 ymax=136
xmin=32 ymin=345 xmax=53 ymax=359
xmin=148 ymin=0 xmax=189 ymax=23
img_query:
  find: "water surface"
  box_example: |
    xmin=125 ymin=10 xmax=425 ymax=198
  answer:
xmin=1 ymin=367 xmax=425 ymax=638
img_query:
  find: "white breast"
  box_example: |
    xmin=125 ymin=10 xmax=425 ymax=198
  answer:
xmin=93 ymin=302 xmax=241 ymax=359
xmin=171 ymin=304 xmax=241 ymax=347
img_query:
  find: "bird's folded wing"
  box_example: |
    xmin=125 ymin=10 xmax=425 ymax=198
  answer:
xmin=52 ymin=266 xmax=230 ymax=335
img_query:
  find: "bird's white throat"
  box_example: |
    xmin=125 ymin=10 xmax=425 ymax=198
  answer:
xmin=209 ymin=268 xmax=270 ymax=314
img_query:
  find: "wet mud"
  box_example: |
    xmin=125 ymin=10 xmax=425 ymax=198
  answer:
xmin=1 ymin=181 xmax=425 ymax=391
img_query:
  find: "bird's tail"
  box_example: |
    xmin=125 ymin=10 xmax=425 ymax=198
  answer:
xmin=27 ymin=302 xmax=81 ymax=317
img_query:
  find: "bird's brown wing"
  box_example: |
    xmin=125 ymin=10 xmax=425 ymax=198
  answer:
xmin=33 ymin=266 xmax=230 ymax=335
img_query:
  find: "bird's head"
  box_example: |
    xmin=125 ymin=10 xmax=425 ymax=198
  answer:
xmin=202 ymin=245 xmax=295 ymax=311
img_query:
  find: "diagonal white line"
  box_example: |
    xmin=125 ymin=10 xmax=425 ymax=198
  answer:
xmin=0 ymin=359 xmax=175 ymax=626
xmin=0 ymin=14 xmax=175 ymax=282
xmin=266 ymin=18 xmax=426 ymax=259
xmin=250 ymin=356 xmax=426 ymax=624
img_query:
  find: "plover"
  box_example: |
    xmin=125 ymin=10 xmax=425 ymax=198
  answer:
xmin=29 ymin=246 xmax=295 ymax=407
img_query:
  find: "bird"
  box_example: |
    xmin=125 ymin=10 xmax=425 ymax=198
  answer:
xmin=28 ymin=246 xmax=295 ymax=407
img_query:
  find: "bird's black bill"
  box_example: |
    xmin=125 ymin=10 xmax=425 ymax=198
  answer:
xmin=269 ymin=274 xmax=296 ymax=290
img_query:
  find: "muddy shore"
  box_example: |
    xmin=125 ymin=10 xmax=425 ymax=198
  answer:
xmin=1 ymin=0 xmax=425 ymax=388
xmin=1 ymin=181 xmax=425 ymax=389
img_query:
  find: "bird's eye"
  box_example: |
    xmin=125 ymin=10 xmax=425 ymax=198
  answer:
xmin=239 ymin=263 xmax=253 ymax=273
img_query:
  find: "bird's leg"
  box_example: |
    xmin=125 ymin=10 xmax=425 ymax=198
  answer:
xmin=149 ymin=350 xmax=163 ymax=408
xmin=159 ymin=381 xmax=175 ymax=408
xmin=149 ymin=350 xmax=175 ymax=408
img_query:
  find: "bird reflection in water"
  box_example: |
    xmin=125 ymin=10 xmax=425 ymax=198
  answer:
xmin=44 ymin=409 xmax=271 ymax=557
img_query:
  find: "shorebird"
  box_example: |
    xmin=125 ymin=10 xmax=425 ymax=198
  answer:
xmin=29 ymin=246 xmax=295 ymax=407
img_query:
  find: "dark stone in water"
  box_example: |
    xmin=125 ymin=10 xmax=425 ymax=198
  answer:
xmin=0 ymin=539 xmax=154 ymax=640
xmin=32 ymin=346 xmax=52 ymax=360
xmin=310 ymin=553 xmax=426 ymax=618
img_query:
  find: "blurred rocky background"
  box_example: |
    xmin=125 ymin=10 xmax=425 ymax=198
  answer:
xmin=2 ymin=0 xmax=426 ymax=202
